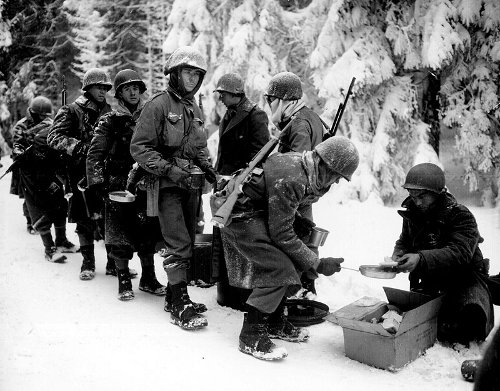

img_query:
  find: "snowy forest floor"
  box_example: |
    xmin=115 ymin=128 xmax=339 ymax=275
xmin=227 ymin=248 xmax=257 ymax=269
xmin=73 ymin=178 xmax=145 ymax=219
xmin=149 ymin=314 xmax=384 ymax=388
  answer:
xmin=0 ymin=158 xmax=499 ymax=391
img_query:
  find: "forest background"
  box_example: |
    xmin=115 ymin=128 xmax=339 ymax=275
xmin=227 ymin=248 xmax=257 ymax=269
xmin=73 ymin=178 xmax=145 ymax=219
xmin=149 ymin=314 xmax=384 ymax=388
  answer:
xmin=0 ymin=0 xmax=499 ymax=207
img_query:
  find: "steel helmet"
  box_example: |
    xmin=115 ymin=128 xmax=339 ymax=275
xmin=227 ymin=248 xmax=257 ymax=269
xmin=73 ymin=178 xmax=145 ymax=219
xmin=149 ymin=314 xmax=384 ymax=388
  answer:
xmin=265 ymin=71 xmax=302 ymax=101
xmin=113 ymin=69 xmax=147 ymax=98
xmin=314 ymin=136 xmax=359 ymax=181
xmin=29 ymin=96 xmax=53 ymax=116
xmin=82 ymin=68 xmax=112 ymax=91
xmin=163 ymin=46 xmax=207 ymax=76
xmin=214 ymin=73 xmax=245 ymax=95
xmin=403 ymin=163 xmax=445 ymax=194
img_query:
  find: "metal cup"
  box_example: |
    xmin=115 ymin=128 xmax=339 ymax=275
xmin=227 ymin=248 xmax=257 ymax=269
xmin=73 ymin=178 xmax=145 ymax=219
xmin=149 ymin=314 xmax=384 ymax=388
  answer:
xmin=189 ymin=168 xmax=205 ymax=189
xmin=309 ymin=227 xmax=329 ymax=247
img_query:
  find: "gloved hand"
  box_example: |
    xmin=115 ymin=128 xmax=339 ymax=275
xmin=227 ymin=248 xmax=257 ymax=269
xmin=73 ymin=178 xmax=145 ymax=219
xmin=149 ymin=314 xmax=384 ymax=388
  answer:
xmin=202 ymin=165 xmax=217 ymax=184
xmin=167 ymin=165 xmax=192 ymax=189
xmin=317 ymin=257 xmax=344 ymax=276
xmin=12 ymin=146 xmax=25 ymax=159
xmin=73 ymin=142 xmax=89 ymax=158
xmin=89 ymin=183 xmax=106 ymax=202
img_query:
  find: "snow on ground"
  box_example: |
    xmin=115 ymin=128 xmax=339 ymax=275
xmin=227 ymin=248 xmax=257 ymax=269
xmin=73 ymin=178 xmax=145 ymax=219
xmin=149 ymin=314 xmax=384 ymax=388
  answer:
xmin=0 ymin=161 xmax=499 ymax=391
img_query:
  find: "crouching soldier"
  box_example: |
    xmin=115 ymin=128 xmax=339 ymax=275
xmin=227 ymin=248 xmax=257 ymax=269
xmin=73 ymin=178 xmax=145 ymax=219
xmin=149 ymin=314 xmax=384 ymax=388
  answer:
xmin=13 ymin=96 xmax=78 ymax=262
xmin=86 ymin=69 xmax=166 ymax=301
xmin=216 ymin=136 xmax=359 ymax=360
xmin=393 ymin=163 xmax=494 ymax=345
xmin=48 ymin=68 xmax=114 ymax=280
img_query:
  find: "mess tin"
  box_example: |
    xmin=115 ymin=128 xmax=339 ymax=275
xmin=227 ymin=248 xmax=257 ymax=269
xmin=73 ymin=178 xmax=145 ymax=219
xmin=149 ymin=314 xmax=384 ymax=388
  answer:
xmin=189 ymin=167 xmax=205 ymax=189
xmin=342 ymin=265 xmax=399 ymax=279
xmin=309 ymin=227 xmax=329 ymax=247
xmin=108 ymin=190 xmax=136 ymax=203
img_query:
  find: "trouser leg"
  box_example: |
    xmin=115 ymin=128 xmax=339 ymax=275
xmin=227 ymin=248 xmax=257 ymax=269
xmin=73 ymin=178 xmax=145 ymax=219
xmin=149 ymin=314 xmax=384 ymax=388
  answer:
xmin=246 ymin=286 xmax=288 ymax=314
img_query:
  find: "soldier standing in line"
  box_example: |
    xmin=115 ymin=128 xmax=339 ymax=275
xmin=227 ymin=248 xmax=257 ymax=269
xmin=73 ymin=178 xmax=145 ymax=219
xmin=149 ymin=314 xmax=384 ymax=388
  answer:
xmin=86 ymin=69 xmax=166 ymax=301
xmin=48 ymin=68 xmax=123 ymax=281
xmin=131 ymin=46 xmax=217 ymax=330
xmin=13 ymin=96 xmax=78 ymax=262
xmin=212 ymin=72 xmax=270 ymax=310
xmin=264 ymin=71 xmax=326 ymax=299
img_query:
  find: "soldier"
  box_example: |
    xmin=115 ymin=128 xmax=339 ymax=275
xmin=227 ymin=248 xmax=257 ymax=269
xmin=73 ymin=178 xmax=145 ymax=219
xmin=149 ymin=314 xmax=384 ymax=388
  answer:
xmin=86 ymin=69 xmax=166 ymax=301
xmin=214 ymin=72 xmax=270 ymax=176
xmin=217 ymin=136 xmax=358 ymax=360
xmin=264 ymin=71 xmax=326 ymax=299
xmin=393 ymin=163 xmax=494 ymax=345
xmin=12 ymin=96 xmax=78 ymax=262
xmin=48 ymin=68 xmax=116 ymax=280
xmin=131 ymin=46 xmax=217 ymax=330
xmin=213 ymin=72 xmax=270 ymax=309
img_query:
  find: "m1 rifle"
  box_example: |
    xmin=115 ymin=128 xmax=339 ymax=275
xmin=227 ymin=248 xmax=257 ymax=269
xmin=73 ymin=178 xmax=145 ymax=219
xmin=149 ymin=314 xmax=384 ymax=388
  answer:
xmin=0 ymin=145 xmax=33 ymax=180
xmin=210 ymin=118 xmax=296 ymax=228
xmin=59 ymin=74 xmax=73 ymax=199
xmin=323 ymin=77 xmax=356 ymax=141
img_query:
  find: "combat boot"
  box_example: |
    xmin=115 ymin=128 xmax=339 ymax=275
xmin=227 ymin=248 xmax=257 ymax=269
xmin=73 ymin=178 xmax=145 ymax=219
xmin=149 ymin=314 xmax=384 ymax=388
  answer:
xmin=169 ymin=282 xmax=207 ymax=330
xmin=138 ymin=256 xmax=166 ymax=296
xmin=239 ymin=307 xmax=287 ymax=361
xmin=267 ymin=299 xmax=309 ymax=342
xmin=44 ymin=246 xmax=67 ymax=263
xmin=79 ymin=245 xmax=96 ymax=280
xmin=163 ymin=282 xmax=207 ymax=313
xmin=117 ymin=269 xmax=134 ymax=301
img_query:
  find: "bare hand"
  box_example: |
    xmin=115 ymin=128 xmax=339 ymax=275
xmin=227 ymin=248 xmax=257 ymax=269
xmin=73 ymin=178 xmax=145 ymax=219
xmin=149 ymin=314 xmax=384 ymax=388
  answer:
xmin=396 ymin=253 xmax=420 ymax=273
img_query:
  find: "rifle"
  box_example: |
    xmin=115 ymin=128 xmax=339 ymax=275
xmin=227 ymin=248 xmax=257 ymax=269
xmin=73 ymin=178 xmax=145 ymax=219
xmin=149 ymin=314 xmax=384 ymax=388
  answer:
xmin=0 ymin=145 xmax=33 ymax=180
xmin=61 ymin=75 xmax=67 ymax=106
xmin=323 ymin=77 xmax=356 ymax=140
xmin=211 ymin=118 xmax=295 ymax=228
xmin=59 ymin=75 xmax=73 ymax=199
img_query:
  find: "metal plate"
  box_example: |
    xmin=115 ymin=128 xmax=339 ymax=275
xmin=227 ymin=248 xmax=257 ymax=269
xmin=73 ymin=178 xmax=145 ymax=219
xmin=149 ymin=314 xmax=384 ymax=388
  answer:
xmin=108 ymin=190 xmax=136 ymax=203
xmin=359 ymin=265 xmax=397 ymax=279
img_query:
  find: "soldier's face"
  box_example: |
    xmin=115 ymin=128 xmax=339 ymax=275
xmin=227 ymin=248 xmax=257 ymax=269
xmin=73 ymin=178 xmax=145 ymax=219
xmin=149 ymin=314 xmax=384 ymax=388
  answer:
xmin=87 ymin=85 xmax=109 ymax=103
xmin=119 ymin=84 xmax=141 ymax=106
xmin=217 ymin=91 xmax=239 ymax=108
xmin=180 ymin=68 xmax=202 ymax=92
xmin=408 ymin=189 xmax=438 ymax=212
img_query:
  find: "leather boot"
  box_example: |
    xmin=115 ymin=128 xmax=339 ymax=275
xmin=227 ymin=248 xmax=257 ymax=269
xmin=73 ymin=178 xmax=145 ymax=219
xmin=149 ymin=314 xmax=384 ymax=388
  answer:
xmin=138 ymin=255 xmax=166 ymax=296
xmin=169 ymin=282 xmax=208 ymax=330
xmin=239 ymin=306 xmax=287 ymax=361
xmin=79 ymin=245 xmax=96 ymax=280
xmin=268 ymin=299 xmax=309 ymax=342
xmin=117 ymin=268 xmax=134 ymax=301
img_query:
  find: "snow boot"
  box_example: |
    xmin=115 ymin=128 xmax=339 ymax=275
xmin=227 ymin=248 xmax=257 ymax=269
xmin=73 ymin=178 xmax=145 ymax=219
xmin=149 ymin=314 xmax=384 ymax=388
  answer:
xmin=55 ymin=226 xmax=79 ymax=253
xmin=138 ymin=255 xmax=166 ymax=295
xmin=239 ymin=307 xmax=287 ymax=361
xmin=169 ymin=282 xmax=208 ymax=330
xmin=79 ymin=245 xmax=96 ymax=280
xmin=461 ymin=359 xmax=480 ymax=382
xmin=105 ymin=252 xmax=137 ymax=278
xmin=44 ymin=246 xmax=67 ymax=263
xmin=139 ymin=263 xmax=166 ymax=296
xmin=117 ymin=268 xmax=134 ymax=301
xmin=268 ymin=299 xmax=309 ymax=342
xmin=163 ymin=282 xmax=207 ymax=313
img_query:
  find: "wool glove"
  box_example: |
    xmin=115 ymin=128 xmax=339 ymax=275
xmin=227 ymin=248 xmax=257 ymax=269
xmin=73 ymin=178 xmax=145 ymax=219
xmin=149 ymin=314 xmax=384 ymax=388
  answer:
xmin=201 ymin=164 xmax=217 ymax=184
xmin=317 ymin=257 xmax=344 ymax=276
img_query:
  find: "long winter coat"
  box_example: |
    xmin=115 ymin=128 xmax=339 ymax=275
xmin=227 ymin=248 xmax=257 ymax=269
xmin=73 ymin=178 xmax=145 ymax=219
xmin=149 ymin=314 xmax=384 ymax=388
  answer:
xmin=277 ymin=106 xmax=324 ymax=153
xmin=216 ymin=97 xmax=269 ymax=175
xmin=48 ymin=95 xmax=112 ymax=222
xmin=220 ymin=153 xmax=322 ymax=291
xmin=13 ymin=117 xmax=68 ymax=230
xmin=86 ymin=101 xmax=160 ymax=249
xmin=393 ymin=192 xmax=494 ymax=339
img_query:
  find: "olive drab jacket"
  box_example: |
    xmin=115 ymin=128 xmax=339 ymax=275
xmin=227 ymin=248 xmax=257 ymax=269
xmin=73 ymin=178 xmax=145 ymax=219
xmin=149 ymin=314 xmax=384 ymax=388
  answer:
xmin=393 ymin=192 xmax=494 ymax=338
xmin=86 ymin=100 xmax=144 ymax=192
xmin=216 ymin=97 xmax=269 ymax=176
xmin=277 ymin=106 xmax=324 ymax=153
xmin=48 ymin=95 xmax=112 ymax=221
xmin=130 ymin=89 xmax=212 ymax=211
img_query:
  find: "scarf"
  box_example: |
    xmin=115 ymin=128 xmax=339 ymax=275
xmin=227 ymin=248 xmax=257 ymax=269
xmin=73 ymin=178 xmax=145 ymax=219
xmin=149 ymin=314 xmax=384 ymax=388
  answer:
xmin=270 ymin=98 xmax=306 ymax=127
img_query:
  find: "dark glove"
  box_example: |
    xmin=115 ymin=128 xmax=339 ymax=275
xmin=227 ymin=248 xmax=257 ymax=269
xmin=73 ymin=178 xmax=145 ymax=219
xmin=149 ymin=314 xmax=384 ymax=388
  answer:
xmin=167 ymin=165 xmax=192 ymax=188
xmin=202 ymin=165 xmax=217 ymax=184
xmin=293 ymin=211 xmax=316 ymax=239
xmin=12 ymin=146 xmax=25 ymax=159
xmin=73 ymin=142 xmax=89 ymax=159
xmin=89 ymin=183 xmax=106 ymax=201
xmin=317 ymin=257 xmax=344 ymax=276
